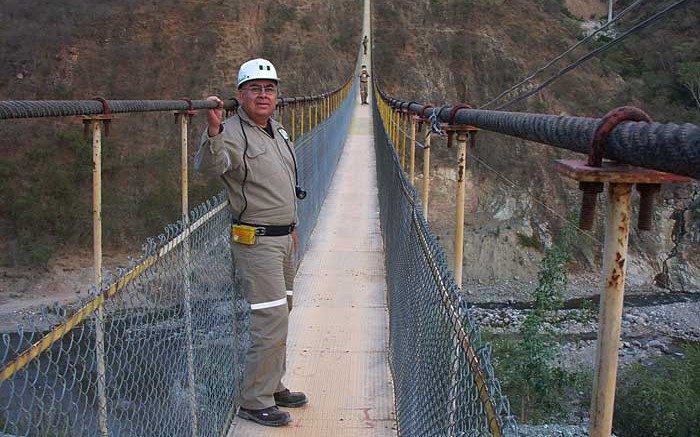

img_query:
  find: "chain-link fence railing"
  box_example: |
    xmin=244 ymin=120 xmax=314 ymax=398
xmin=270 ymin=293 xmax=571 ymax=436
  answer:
xmin=1 ymin=194 xmax=244 ymax=437
xmin=294 ymin=78 xmax=357 ymax=262
xmin=372 ymin=92 xmax=518 ymax=437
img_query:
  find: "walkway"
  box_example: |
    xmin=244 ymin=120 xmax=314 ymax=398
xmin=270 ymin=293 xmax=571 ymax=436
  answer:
xmin=227 ymin=2 xmax=395 ymax=434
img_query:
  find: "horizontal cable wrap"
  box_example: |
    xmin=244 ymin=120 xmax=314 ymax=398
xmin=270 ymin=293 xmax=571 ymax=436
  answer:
xmin=386 ymin=99 xmax=700 ymax=180
xmin=0 ymin=99 xmax=235 ymax=119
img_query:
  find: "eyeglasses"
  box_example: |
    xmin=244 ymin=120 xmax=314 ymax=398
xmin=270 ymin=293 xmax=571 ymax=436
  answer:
xmin=243 ymin=85 xmax=278 ymax=96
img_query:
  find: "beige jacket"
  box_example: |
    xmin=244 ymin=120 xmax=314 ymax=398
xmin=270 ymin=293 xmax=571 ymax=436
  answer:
xmin=195 ymin=107 xmax=297 ymax=226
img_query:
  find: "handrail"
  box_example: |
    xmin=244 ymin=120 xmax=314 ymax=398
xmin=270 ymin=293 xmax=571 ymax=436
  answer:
xmin=0 ymin=75 xmax=353 ymax=120
xmin=375 ymin=83 xmax=700 ymax=180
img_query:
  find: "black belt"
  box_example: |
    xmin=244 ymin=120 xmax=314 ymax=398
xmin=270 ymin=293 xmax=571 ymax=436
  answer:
xmin=237 ymin=222 xmax=295 ymax=236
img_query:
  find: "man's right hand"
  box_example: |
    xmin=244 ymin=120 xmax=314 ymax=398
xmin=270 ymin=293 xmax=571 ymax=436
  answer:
xmin=206 ymin=96 xmax=224 ymax=137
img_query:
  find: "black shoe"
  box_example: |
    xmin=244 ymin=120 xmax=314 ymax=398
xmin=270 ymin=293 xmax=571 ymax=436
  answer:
xmin=238 ymin=406 xmax=291 ymax=427
xmin=274 ymin=389 xmax=308 ymax=407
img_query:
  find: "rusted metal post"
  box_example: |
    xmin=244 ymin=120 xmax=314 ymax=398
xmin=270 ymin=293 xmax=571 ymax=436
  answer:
xmin=393 ymin=109 xmax=399 ymax=151
xmin=454 ymin=130 xmax=468 ymax=288
xmin=291 ymin=104 xmax=296 ymax=141
xmin=400 ymin=112 xmax=407 ymax=169
xmin=388 ymin=107 xmax=393 ymax=144
xmin=388 ymin=107 xmax=394 ymax=145
xmin=590 ymin=182 xmax=632 ymax=437
xmin=555 ymin=158 xmax=689 ymax=437
xmin=409 ymin=115 xmax=416 ymax=184
xmin=308 ymin=101 xmax=312 ymax=130
xmin=422 ymin=128 xmax=431 ymax=221
xmin=90 ymin=118 xmax=109 ymax=437
xmin=314 ymin=101 xmax=319 ymax=128
xmin=396 ymin=110 xmax=402 ymax=162
xmin=300 ymin=102 xmax=305 ymax=136
xmin=178 ymin=111 xmax=199 ymax=437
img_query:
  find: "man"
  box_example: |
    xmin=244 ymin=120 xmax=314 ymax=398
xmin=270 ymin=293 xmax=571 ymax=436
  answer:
xmin=195 ymin=58 xmax=307 ymax=427
xmin=359 ymin=65 xmax=370 ymax=105
xmin=362 ymin=35 xmax=368 ymax=55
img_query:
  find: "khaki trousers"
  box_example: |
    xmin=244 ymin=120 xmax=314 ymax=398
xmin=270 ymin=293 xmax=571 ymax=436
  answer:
xmin=360 ymin=81 xmax=368 ymax=103
xmin=232 ymin=233 xmax=295 ymax=410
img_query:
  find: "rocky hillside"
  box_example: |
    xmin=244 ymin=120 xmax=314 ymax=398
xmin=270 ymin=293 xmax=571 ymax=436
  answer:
xmin=373 ymin=0 xmax=700 ymax=293
xmin=0 ymin=0 xmax=361 ymax=266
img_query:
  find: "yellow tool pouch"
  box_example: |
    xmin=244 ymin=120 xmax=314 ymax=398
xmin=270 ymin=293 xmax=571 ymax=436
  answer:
xmin=231 ymin=224 xmax=256 ymax=245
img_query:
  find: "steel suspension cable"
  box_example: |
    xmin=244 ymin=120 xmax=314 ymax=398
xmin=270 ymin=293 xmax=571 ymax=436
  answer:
xmin=495 ymin=0 xmax=691 ymax=110
xmin=479 ymin=0 xmax=645 ymax=109
xmin=380 ymin=94 xmax=700 ymax=179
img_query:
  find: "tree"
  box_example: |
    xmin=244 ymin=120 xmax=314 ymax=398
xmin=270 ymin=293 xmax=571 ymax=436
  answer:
xmin=679 ymin=62 xmax=700 ymax=110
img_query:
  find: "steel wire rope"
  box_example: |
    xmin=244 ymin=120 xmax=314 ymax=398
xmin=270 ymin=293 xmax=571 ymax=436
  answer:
xmin=494 ymin=0 xmax=692 ymax=110
xmin=479 ymin=0 xmax=645 ymax=110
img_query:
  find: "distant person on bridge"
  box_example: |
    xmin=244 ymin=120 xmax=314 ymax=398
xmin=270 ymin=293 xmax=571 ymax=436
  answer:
xmin=362 ymin=34 xmax=368 ymax=55
xmin=359 ymin=65 xmax=370 ymax=104
xmin=195 ymin=58 xmax=308 ymax=427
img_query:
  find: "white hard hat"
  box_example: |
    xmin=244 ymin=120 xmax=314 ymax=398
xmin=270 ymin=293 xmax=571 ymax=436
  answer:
xmin=237 ymin=58 xmax=280 ymax=88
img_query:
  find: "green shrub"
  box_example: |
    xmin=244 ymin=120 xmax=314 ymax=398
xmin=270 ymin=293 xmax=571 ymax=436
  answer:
xmin=3 ymin=126 xmax=92 ymax=266
xmin=490 ymin=223 xmax=583 ymax=422
xmin=614 ymin=344 xmax=700 ymax=437
xmin=516 ymin=232 xmax=542 ymax=251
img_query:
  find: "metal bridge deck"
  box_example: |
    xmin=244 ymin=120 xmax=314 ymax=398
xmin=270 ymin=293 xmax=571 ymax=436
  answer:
xmin=227 ymin=74 xmax=396 ymax=437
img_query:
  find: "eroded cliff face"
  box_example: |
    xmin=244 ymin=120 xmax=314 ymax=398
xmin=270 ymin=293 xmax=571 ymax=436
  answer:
xmin=373 ymin=0 xmax=700 ymax=292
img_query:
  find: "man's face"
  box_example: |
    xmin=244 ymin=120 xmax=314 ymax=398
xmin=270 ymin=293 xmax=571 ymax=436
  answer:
xmin=238 ymin=79 xmax=278 ymax=125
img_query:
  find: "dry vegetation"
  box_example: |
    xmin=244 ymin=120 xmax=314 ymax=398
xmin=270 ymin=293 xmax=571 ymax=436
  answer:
xmin=0 ymin=0 xmax=361 ymax=267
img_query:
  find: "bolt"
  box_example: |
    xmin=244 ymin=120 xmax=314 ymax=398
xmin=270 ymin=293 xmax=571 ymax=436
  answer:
xmin=83 ymin=119 xmax=90 ymax=140
xmin=579 ymin=181 xmax=604 ymax=230
xmin=636 ymin=184 xmax=660 ymax=231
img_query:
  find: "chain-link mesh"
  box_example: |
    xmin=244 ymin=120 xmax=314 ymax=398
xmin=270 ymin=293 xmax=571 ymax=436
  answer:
xmin=372 ymin=97 xmax=519 ymax=437
xmin=294 ymin=79 xmax=357 ymax=261
xmin=1 ymin=193 xmax=243 ymax=437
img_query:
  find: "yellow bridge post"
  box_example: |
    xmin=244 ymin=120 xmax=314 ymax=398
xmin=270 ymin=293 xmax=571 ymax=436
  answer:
xmin=88 ymin=117 xmax=109 ymax=437
xmin=315 ymin=101 xmax=319 ymax=128
xmin=400 ymin=111 xmax=407 ymax=169
xmin=589 ymin=182 xmax=633 ymax=437
xmin=422 ymin=128 xmax=431 ymax=221
xmin=392 ymin=109 xmax=398 ymax=151
xmin=453 ymin=130 xmax=468 ymax=289
xmin=308 ymin=101 xmax=313 ymax=131
xmin=291 ymin=103 xmax=296 ymax=142
xmin=178 ymin=108 xmax=199 ymax=437
xmin=409 ymin=115 xmax=416 ymax=184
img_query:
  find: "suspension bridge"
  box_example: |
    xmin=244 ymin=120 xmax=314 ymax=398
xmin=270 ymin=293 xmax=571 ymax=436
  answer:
xmin=1 ymin=0 xmax=699 ymax=436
